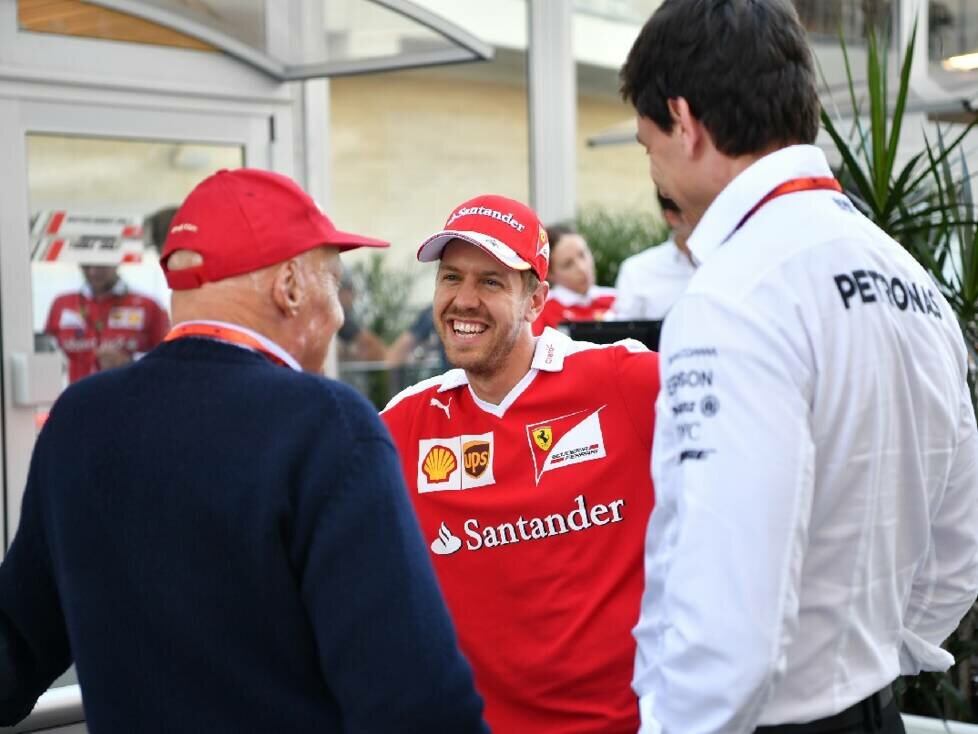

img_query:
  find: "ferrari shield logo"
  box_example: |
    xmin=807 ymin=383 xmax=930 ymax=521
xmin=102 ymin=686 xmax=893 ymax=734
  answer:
xmin=532 ymin=426 xmax=553 ymax=451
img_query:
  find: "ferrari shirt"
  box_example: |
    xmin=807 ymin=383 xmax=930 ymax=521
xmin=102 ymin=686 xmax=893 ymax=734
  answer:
xmin=532 ymin=284 xmax=616 ymax=335
xmin=45 ymin=282 xmax=169 ymax=383
xmin=382 ymin=327 xmax=659 ymax=733
xmin=634 ymin=144 xmax=978 ymax=733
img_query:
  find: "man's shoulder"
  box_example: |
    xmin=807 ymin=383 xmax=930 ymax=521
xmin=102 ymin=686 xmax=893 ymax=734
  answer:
xmin=382 ymin=369 xmax=466 ymax=416
xmin=61 ymin=353 xmax=385 ymax=433
xmin=621 ymin=241 xmax=677 ymax=274
xmin=560 ymin=337 xmax=658 ymax=376
xmin=539 ymin=338 xmax=659 ymax=410
xmin=591 ymin=286 xmax=617 ymax=303
xmin=47 ymin=292 xmax=80 ymax=311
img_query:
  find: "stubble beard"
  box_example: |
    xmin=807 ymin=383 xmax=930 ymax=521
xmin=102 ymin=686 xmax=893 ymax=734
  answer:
xmin=438 ymin=309 xmax=524 ymax=379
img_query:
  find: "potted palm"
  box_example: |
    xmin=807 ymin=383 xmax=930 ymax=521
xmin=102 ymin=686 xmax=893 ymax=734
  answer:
xmin=822 ymin=23 xmax=978 ymax=729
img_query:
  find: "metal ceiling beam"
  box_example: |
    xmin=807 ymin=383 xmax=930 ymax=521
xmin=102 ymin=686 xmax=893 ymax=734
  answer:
xmin=85 ymin=0 xmax=493 ymax=81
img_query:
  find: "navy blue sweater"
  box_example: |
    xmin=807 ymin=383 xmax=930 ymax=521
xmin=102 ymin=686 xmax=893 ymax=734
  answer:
xmin=0 ymin=337 xmax=486 ymax=732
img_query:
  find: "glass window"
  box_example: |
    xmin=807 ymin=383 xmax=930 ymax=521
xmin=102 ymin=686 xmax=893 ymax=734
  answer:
xmin=329 ymin=51 xmax=530 ymax=407
xmin=931 ymin=0 xmax=978 ymax=62
xmin=27 ymin=134 xmax=242 ymax=425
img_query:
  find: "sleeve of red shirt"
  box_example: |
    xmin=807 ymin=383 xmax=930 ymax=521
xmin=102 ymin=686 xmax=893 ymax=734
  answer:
xmin=613 ymin=344 xmax=660 ymax=450
xmin=44 ymin=297 xmax=64 ymax=336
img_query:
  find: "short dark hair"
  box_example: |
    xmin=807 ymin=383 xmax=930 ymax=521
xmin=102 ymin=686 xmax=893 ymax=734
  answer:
xmin=656 ymin=191 xmax=680 ymax=214
xmin=545 ymin=224 xmax=576 ymax=254
xmin=145 ymin=206 xmax=179 ymax=254
xmin=620 ymin=0 xmax=819 ymax=156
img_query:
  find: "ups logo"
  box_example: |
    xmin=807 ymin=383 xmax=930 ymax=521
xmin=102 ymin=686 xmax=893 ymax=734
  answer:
xmin=463 ymin=440 xmax=491 ymax=479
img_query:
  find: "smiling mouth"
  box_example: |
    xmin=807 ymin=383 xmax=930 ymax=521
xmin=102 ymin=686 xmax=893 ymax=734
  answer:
xmin=449 ymin=319 xmax=488 ymax=338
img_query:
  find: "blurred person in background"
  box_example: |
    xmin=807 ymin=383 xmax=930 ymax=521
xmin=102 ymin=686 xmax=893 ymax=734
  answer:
xmin=613 ymin=192 xmax=695 ymax=320
xmin=335 ymin=265 xmax=387 ymax=362
xmin=45 ymin=261 xmax=169 ymax=383
xmin=145 ymin=206 xmax=179 ymax=256
xmin=386 ymin=305 xmax=449 ymax=372
xmin=532 ymin=224 xmax=616 ymax=335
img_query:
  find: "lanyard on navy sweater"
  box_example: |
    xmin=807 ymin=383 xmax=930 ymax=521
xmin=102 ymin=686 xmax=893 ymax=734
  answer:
xmin=733 ymin=176 xmax=843 ymax=234
xmin=164 ymin=323 xmax=291 ymax=368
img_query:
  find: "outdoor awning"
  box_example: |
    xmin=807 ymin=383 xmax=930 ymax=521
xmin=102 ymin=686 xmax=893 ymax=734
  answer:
xmin=89 ymin=0 xmax=494 ymax=80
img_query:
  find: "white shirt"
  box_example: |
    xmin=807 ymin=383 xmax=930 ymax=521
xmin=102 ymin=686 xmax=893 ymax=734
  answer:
xmin=547 ymin=283 xmax=617 ymax=307
xmin=613 ymin=238 xmax=695 ymax=320
xmin=634 ymin=144 xmax=978 ymax=733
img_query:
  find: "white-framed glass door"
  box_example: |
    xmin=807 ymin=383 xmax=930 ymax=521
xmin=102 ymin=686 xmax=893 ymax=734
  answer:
xmin=0 ymin=94 xmax=281 ymax=730
xmin=1 ymin=97 xmax=275 ymax=545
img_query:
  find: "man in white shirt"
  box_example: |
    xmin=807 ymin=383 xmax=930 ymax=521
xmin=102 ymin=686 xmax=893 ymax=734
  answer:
xmin=621 ymin=2 xmax=978 ymax=733
xmin=613 ymin=193 xmax=695 ymax=321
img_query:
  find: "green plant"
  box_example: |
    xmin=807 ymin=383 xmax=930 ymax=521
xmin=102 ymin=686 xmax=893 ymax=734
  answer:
xmin=575 ymin=207 xmax=668 ymax=286
xmin=349 ymin=253 xmax=417 ymax=343
xmin=346 ymin=254 xmax=417 ymax=408
xmin=822 ymin=24 xmax=978 ymax=722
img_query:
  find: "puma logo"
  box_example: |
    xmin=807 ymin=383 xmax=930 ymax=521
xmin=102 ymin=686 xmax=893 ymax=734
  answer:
xmin=430 ymin=396 xmax=452 ymax=419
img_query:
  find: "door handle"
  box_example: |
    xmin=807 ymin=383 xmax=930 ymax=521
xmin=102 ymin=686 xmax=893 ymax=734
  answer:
xmin=10 ymin=352 xmax=64 ymax=407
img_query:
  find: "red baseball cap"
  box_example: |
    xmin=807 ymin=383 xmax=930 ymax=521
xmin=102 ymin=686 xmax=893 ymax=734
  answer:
xmin=161 ymin=168 xmax=388 ymax=290
xmin=417 ymin=194 xmax=550 ymax=281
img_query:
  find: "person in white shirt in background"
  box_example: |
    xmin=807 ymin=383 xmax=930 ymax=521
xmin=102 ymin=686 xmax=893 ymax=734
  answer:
xmin=531 ymin=225 xmax=617 ymax=335
xmin=613 ymin=192 xmax=695 ymax=321
xmin=621 ymin=1 xmax=978 ymax=733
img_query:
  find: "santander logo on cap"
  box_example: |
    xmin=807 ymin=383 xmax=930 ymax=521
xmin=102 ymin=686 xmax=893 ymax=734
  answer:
xmin=446 ymin=205 xmax=527 ymax=232
xmin=418 ymin=194 xmax=550 ymax=282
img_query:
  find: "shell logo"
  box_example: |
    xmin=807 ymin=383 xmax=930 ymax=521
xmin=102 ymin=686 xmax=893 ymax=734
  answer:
xmin=422 ymin=445 xmax=458 ymax=483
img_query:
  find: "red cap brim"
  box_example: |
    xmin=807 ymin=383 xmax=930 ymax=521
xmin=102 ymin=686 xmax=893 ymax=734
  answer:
xmin=331 ymin=230 xmax=389 ymax=251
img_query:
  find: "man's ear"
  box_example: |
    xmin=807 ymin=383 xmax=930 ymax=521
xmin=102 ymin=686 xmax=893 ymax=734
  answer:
xmin=525 ymin=279 xmax=549 ymax=323
xmin=272 ymin=259 xmax=303 ymax=317
xmin=667 ymin=97 xmax=705 ymax=158
xmin=663 ymin=208 xmax=683 ymax=231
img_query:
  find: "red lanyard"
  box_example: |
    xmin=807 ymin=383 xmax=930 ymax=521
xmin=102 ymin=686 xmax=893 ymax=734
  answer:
xmin=734 ymin=176 xmax=843 ymax=233
xmin=164 ymin=323 xmax=292 ymax=368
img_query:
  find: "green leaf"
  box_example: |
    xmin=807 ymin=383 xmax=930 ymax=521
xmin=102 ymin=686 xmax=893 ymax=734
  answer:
xmin=866 ymin=29 xmax=888 ymax=208
xmin=821 ymin=108 xmax=881 ymax=219
xmin=885 ymin=22 xmax=917 ymax=194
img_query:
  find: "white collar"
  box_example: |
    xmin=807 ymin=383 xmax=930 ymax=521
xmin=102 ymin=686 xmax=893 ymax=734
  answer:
xmin=434 ymin=327 xmax=573 ymax=417
xmin=175 ymin=319 xmax=302 ymax=372
xmin=81 ymin=278 xmax=127 ymax=299
xmin=549 ymin=284 xmax=601 ymax=307
xmin=688 ymin=144 xmax=833 ymax=267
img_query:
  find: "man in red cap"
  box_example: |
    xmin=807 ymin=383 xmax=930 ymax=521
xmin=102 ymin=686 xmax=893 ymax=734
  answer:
xmin=381 ymin=194 xmax=661 ymax=733
xmin=0 ymin=169 xmax=487 ymax=733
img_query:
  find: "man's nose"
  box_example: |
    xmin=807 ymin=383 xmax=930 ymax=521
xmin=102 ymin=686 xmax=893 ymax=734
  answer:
xmin=452 ymin=278 xmax=480 ymax=309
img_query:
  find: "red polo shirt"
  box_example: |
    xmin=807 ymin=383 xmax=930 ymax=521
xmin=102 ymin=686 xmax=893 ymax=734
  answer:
xmin=45 ymin=284 xmax=169 ymax=383
xmin=382 ymin=328 xmax=658 ymax=733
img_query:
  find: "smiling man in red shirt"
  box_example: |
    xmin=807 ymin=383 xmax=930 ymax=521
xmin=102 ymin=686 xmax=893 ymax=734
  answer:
xmin=382 ymin=194 xmax=660 ymax=733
